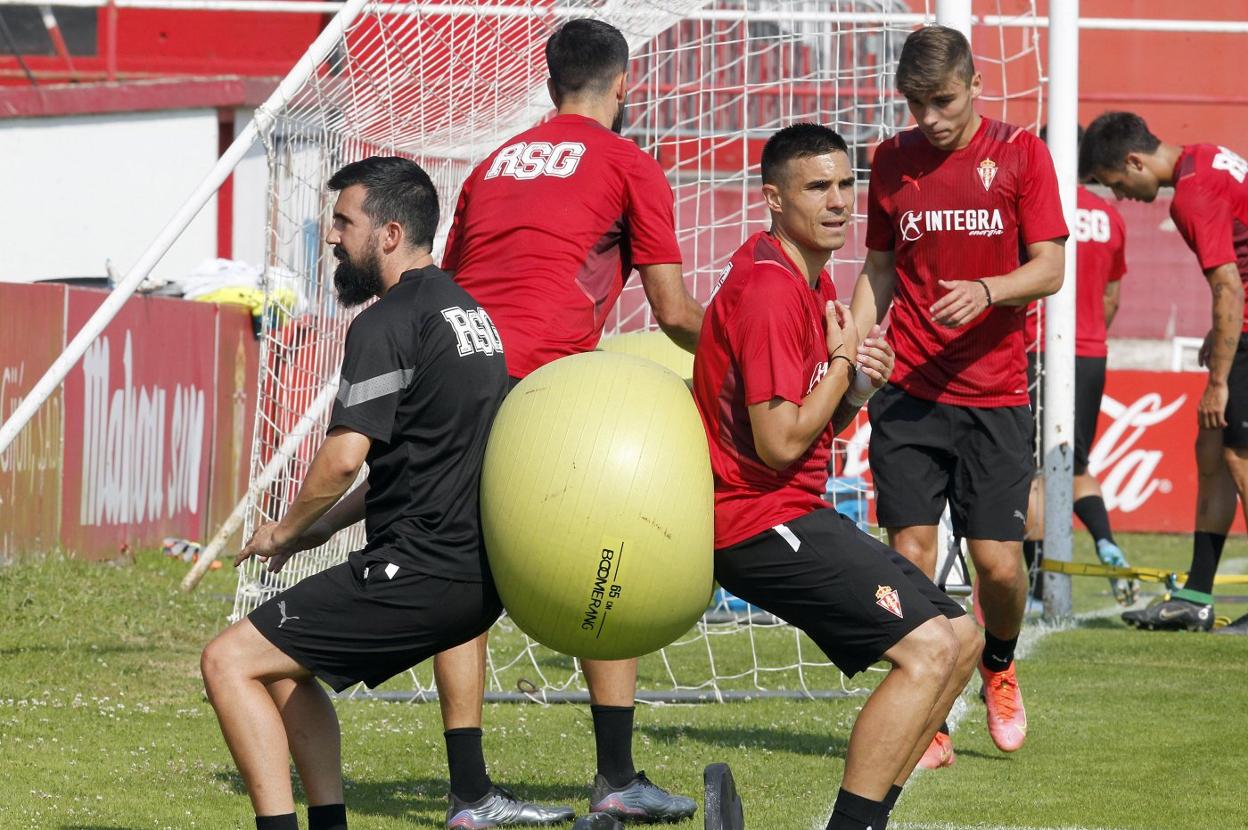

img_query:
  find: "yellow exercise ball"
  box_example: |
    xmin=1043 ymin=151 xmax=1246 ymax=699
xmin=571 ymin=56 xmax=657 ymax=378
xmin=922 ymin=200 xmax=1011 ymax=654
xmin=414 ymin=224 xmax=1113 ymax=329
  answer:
xmin=481 ymin=351 xmax=714 ymax=660
xmin=598 ymin=330 xmax=694 ymax=382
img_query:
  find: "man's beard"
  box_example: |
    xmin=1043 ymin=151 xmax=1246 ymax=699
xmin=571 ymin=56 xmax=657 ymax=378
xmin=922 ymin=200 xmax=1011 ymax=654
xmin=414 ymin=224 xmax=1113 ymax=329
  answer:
xmin=332 ymin=244 xmax=383 ymax=307
xmin=611 ymin=100 xmax=627 ymax=134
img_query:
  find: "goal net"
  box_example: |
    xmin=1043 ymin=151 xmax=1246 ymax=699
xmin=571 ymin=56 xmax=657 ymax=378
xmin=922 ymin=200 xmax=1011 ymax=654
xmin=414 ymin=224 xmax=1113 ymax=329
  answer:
xmin=233 ymin=0 xmax=1043 ymax=702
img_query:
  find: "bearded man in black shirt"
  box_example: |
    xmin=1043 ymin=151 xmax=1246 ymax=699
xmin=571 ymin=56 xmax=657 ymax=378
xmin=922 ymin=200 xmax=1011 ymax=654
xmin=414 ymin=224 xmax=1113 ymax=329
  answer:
xmin=200 ymin=157 xmax=565 ymax=830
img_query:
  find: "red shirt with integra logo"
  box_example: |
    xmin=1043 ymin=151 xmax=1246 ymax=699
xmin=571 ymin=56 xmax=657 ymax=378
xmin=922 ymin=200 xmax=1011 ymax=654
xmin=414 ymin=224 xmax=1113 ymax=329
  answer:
xmin=1169 ymin=143 xmax=1248 ymax=333
xmin=692 ymin=231 xmax=839 ymax=550
xmin=1025 ymin=186 xmax=1127 ymax=358
xmin=443 ymin=113 xmax=683 ymax=379
xmin=866 ymin=117 xmax=1068 ymax=406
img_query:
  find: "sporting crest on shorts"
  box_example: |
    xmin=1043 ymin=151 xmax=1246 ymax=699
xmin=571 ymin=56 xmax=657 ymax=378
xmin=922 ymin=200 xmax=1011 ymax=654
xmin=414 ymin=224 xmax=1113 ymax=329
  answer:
xmin=875 ymin=585 xmax=903 ymax=618
xmin=977 ymin=158 xmax=998 ymax=190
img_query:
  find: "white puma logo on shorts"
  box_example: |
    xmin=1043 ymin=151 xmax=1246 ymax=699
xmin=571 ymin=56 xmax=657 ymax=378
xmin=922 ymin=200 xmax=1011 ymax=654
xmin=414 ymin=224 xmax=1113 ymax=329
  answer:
xmin=277 ymin=601 xmax=300 ymax=628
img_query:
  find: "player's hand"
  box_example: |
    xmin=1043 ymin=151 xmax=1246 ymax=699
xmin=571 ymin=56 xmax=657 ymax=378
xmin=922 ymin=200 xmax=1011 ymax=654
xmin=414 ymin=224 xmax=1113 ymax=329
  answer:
xmin=825 ymin=300 xmax=858 ymax=365
xmin=931 ymin=279 xmax=991 ymax=328
xmin=1197 ymin=380 xmax=1229 ymax=430
xmin=1198 ymin=329 xmax=1214 ymax=368
xmin=235 ymin=522 xmax=297 ymax=571
xmin=856 ymin=324 xmax=894 ymax=387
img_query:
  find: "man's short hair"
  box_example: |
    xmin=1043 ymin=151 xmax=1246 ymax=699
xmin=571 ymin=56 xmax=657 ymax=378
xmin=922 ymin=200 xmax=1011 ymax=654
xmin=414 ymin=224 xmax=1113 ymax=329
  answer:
xmin=327 ymin=156 xmax=439 ymax=250
xmin=545 ymin=18 xmax=630 ymax=99
xmin=1078 ymin=112 xmax=1161 ymax=179
xmin=896 ymin=25 xmax=976 ymax=99
xmin=761 ymin=124 xmax=850 ymax=186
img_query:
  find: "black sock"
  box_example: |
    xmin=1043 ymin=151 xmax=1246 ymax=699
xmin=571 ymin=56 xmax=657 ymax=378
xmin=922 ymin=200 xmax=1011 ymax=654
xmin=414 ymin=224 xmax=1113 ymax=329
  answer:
xmin=591 ymin=704 xmax=636 ymax=787
xmin=1184 ymin=531 xmax=1228 ymax=595
xmin=982 ymin=630 xmax=1018 ymax=673
xmin=826 ymin=788 xmax=883 ymax=830
xmin=1074 ymin=496 xmax=1115 ymax=544
xmin=1023 ymin=541 xmax=1044 ymax=600
xmin=445 ymin=727 xmax=492 ymax=803
xmin=308 ymin=804 xmax=347 ymax=830
xmin=256 ymin=815 xmax=298 ymax=830
xmin=875 ymin=784 xmax=903 ymax=830
xmin=937 ymin=720 xmax=949 ymax=736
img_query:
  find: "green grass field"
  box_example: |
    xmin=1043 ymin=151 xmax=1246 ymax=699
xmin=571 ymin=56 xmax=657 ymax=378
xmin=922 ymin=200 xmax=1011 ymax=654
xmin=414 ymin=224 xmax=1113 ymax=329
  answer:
xmin=2 ymin=531 xmax=1245 ymax=830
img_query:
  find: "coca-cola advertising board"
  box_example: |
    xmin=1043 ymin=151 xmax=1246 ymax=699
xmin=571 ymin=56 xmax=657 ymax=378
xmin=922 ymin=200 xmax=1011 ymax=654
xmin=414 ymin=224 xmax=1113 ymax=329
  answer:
xmin=834 ymin=370 xmax=1246 ymax=535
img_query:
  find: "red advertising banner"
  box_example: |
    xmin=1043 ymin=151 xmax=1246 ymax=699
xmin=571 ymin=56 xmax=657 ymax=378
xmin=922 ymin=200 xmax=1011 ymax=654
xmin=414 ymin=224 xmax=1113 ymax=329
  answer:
xmin=60 ymin=289 xmax=220 ymax=559
xmin=205 ymin=306 xmax=260 ymax=550
xmin=835 ymin=370 xmax=1247 ymax=536
xmin=0 ymin=283 xmax=66 ymax=557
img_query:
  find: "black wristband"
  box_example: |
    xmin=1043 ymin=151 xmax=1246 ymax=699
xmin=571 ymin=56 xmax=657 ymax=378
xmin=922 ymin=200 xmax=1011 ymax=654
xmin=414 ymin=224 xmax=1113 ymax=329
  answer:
xmin=976 ymin=278 xmax=993 ymax=306
xmin=830 ymin=354 xmax=855 ymax=372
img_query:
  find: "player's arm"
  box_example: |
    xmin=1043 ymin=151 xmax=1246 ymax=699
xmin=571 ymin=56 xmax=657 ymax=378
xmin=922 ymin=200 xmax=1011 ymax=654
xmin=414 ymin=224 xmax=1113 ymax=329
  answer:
xmin=930 ymin=238 xmax=1065 ymax=328
xmin=1103 ymin=280 xmax=1122 ymax=329
xmin=292 ymin=480 xmax=370 ymax=552
xmin=830 ymin=324 xmax=895 ymax=435
xmin=236 ymin=427 xmax=371 ymax=570
xmin=1197 ymin=262 xmax=1245 ymax=430
xmin=638 ymin=263 xmax=704 ymax=353
xmin=851 ymin=249 xmax=898 ymax=338
xmin=749 ymin=300 xmax=858 ymax=470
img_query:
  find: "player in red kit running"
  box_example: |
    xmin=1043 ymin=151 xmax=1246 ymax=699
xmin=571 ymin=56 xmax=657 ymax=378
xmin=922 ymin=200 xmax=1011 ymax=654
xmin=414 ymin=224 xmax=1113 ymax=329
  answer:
xmin=434 ymin=18 xmax=704 ymax=828
xmin=852 ymin=26 xmax=1068 ymax=766
xmin=1081 ymin=112 xmax=1248 ymax=636
xmin=693 ymin=123 xmax=981 ymax=830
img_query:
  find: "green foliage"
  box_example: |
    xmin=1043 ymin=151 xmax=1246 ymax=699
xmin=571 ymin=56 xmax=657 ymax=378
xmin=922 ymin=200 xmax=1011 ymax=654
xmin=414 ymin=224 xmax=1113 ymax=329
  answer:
xmin=0 ymin=533 xmax=1243 ymax=829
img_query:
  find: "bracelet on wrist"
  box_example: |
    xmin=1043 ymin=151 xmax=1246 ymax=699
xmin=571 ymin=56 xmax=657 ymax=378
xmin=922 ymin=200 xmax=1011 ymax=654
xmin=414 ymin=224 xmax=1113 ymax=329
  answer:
xmin=976 ymin=278 xmax=993 ymax=306
xmin=830 ymin=354 xmax=855 ymax=372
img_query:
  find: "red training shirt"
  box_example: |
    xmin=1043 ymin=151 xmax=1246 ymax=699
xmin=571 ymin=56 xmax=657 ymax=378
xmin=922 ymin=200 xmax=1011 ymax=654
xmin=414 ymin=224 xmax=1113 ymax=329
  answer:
xmin=1169 ymin=143 xmax=1248 ymax=333
xmin=692 ymin=231 xmax=839 ymax=550
xmin=443 ymin=114 xmax=683 ymax=378
xmin=1025 ymin=186 xmax=1127 ymax=358
xmin=866 ymin=117 xmax=1069 ymax=406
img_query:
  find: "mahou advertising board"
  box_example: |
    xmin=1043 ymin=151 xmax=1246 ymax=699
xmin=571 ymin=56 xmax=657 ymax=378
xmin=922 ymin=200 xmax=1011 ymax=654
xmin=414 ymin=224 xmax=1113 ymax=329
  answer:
xmin=835 ymin=371 xmax=1247 ymax=535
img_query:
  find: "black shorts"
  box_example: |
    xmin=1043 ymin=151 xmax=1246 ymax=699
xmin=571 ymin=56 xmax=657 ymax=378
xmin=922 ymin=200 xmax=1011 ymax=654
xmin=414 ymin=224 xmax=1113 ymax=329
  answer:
xmin=249 ymin=548 xmax=503 ymax=692
xmin=868 ymin=384 xmax=1033 ymax=541
xmin=1073 ymin=356 xmax=1106 ymax=474
xmin=1225 ymin=334 xmax=1248 ymax=449
xmin=715 ymin=508 xmax=966 ymax=676
xmin=1027 ymin=354 xmax=1106 ymax=475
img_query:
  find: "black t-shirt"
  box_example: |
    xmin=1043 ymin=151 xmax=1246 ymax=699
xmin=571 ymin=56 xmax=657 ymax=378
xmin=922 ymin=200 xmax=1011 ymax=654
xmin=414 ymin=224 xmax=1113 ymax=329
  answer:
xmin=327 ymin=265 xmax=509 ymax=581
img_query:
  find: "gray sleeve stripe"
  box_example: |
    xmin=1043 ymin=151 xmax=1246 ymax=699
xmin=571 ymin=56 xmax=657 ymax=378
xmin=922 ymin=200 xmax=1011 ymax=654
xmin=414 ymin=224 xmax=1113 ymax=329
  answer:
xmin=337 ymin=368 xmax=415 ymax=407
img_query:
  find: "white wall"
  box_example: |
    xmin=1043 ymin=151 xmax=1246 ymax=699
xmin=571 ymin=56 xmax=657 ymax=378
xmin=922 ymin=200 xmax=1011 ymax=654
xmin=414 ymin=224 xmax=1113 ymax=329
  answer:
xmin=0 ymin=109 xmax=219 ymax=283
xmin=230 ymin=107 xmax=269 ymax=269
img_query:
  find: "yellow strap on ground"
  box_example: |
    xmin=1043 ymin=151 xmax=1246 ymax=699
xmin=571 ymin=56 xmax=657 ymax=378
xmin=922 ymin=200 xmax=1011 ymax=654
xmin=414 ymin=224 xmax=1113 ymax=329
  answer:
xmin=1040 ymin=559 xmax=1248 ymax=586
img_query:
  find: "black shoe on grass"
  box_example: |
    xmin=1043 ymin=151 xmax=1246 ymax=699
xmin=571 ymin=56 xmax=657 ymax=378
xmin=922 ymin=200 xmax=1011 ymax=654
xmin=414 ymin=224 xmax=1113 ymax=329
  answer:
xmin=590 ymin=771 xmax=697 ymax=823
xmin=447 ymin=785 xmax=576 ymax=828
xmin=1122 ymin=598 xmax=1213 ymax=632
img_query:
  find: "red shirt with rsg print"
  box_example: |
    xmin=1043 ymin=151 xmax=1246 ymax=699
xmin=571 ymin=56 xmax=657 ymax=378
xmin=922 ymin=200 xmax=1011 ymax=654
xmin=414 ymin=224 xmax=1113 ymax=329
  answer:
xmin=693 ymin=231 xmax=839 ymax=550
xmin=866 ymin=117 xmax=1068 ymax=406
xmin=1169 ymin=143 xmax=1248 ymax=333
xmin=443 ymin=113 xmax=683 ymax=378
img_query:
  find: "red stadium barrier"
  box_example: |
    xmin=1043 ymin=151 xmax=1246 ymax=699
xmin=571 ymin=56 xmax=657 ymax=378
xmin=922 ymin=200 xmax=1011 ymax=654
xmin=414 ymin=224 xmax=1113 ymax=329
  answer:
xmin=0 ymin=282 xmax=259 ymax=560
xmin=836 ymin=370 xmax=1247 ymax=536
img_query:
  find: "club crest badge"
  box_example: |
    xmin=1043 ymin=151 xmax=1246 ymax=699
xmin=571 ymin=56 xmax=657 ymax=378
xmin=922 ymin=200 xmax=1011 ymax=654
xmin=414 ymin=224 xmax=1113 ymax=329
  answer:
xmin=977 ymin=158 xmax=998 ymax=190
xmin=875 ymin=585 xmax=903 ymax=618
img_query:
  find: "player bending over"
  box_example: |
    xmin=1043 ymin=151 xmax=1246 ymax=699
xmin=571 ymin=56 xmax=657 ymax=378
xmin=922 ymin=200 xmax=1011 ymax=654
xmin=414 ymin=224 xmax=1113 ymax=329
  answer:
xmin=692 ymin=124 xmax=982 ymax=830
xmin=852 ymin=26 xmax=1068 ymax=767
xmin=200 ymin=157 xmax=526 ymax=830
xmin=1081 ymin=112 xmax=1248 ymax=635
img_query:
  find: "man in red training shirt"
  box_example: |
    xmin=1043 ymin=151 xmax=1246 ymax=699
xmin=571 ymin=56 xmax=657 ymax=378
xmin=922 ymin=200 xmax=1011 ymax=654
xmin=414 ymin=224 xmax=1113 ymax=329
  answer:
xmin=693 ymin=123 xmax=981 ymax=830
xmin=852 ymin=25 xmax=1068 ymax=766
